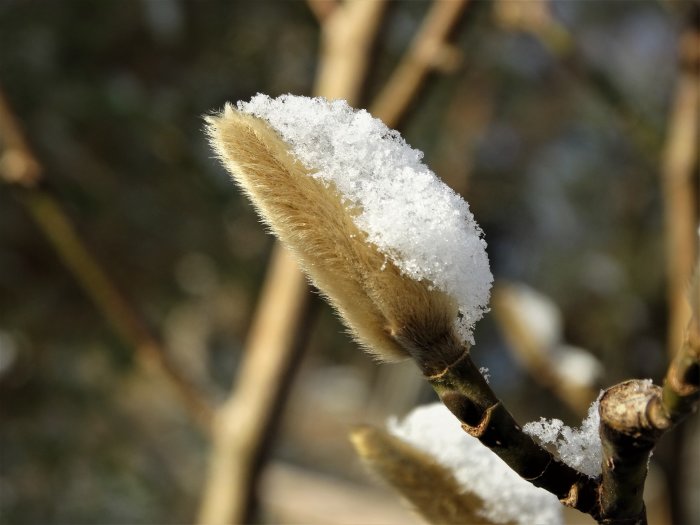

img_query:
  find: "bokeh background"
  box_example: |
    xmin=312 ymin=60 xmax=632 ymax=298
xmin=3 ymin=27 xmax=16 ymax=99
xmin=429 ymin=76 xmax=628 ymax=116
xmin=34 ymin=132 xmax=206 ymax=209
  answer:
xmin=1 ymin=1 xmax=698 ymax=524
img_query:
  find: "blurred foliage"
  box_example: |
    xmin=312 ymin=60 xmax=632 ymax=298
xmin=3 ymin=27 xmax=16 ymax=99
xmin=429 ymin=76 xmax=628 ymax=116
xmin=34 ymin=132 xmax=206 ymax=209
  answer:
xmin=0 ymin=1 xmax=694 ymax=524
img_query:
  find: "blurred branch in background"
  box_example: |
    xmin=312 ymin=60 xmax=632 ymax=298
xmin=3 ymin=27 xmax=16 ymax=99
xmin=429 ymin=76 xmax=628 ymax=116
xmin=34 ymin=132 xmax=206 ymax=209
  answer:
xmin=197 ymin=1 xmax=388 ymax=523
xmin=306 ymin=0 xmax=339 ymax=24
xmin=657 ymin=11 xmax=700 ymax=522
xmin=660 ymin=15 xmax=699 ymax=357
xmin=0 ymin=91 xmax=41 ymax=188
xmin=313 ymin=0 xmax=386 ymax=100
xmin=197 ymin=243 xmax=314 ymax=525
xmin=370 ymin=0 xmax=470 ymax=128
xmin=0 ymin=90 xmax=213 ymax=432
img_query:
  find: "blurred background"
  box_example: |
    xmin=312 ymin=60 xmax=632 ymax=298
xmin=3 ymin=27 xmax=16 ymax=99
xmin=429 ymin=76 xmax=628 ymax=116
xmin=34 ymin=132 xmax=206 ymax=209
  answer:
xmin=0 ymin=1 xmax=698 ymax=524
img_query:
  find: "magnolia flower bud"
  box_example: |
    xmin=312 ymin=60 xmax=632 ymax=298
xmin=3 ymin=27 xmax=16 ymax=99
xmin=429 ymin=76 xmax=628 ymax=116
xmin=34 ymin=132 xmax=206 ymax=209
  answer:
xmin=206 ymin=95 xmax=491 ymax=365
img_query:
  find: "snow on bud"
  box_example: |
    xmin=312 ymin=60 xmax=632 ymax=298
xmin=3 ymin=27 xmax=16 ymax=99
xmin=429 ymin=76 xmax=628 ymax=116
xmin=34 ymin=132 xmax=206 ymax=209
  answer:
xmin=388 ymin=403 xmax=564 ymax=525
xmin=205 ymin=95 xmax=492 ymax=363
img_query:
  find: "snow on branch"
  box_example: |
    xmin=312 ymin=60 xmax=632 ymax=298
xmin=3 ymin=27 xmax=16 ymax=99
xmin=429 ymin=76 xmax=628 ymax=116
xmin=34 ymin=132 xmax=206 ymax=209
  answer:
xmin=523 ymin=396 xmax=604 ymax=479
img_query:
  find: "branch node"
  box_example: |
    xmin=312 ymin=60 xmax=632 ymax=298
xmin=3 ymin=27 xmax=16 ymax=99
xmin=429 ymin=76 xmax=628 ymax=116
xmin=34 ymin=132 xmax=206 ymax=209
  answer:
xmin=461 ymin=402 xmax=499 ymax=439
xmin=426 ymin=345 xmax=470 ymax=381
xmin=561 ymin=482 xmax=579 ymax=508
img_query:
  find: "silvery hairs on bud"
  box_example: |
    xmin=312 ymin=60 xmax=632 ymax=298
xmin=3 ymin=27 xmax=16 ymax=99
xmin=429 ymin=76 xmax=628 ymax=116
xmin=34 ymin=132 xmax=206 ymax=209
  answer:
xmin=205 ymin=95 xmax=492 ymax=366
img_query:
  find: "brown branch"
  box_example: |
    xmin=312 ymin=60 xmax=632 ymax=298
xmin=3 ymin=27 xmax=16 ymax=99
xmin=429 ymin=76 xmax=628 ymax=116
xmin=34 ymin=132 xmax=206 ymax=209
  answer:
xmin=650 ymin=267 xmax=700 ymax=431
xmin=385 ymin=282 xmax=699 ymax=525
xmin=313 ymin=0 xmax=389 ymax=104
xmin=197 ymin=245 xmax=314 ymax=525
xmin=660 ymin=23 xmax=700 ymax=356
xmin=495 ymin=8 xmax=697 ymax=519
xmin=371 ymin=0 xmax=471 ymax=127
xmin=306 ymin=0 xmax=339 ymax=24
xmin=598 ymin=381 xmax=657 ymax=525
xmin=0 ymin=90 xmax=213 ymax=433
xmin=597 ymin=265 xmax=700 ymax=524
xmin=401 ymin=279 xmax=697 ymax=525
xmin=0 ymin=90 xmax=42 ymax=186
xmin=415 ymin=347 xmax=601 ymax=520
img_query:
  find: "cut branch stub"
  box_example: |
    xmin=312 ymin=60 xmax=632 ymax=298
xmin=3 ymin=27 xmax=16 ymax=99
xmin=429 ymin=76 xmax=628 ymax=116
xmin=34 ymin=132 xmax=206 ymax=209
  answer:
xmin=598 ymin=380 xmax=662 ymax=525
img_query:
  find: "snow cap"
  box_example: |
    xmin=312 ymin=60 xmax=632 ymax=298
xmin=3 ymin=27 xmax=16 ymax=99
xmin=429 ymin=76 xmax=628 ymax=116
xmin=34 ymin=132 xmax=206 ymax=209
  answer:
xmin=207 ymin=94 xmax=492 ymax=362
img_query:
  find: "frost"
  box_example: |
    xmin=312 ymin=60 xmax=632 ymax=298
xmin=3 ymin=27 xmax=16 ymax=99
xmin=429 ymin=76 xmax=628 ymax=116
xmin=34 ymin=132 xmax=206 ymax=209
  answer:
xmin=479 ymin=366 xmax=491 ymax=383
xmin=237 ymin=94 xmax=493 ymax=345
xmin=388 ymin=403 xmax=563 ymax=525
xmin=635 ymin=378 xmax=654 ymax=391
xmin=523 ymin=396 xmax=603 ymax=478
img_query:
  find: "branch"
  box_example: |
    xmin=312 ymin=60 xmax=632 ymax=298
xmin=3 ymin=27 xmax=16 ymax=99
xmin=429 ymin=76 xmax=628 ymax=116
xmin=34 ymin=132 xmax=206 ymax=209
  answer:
xmin=0 ymin=90 xmax=41 ymax=186
xmin=402 ymin=267 xmax=700 ymax=524
xmin=0 ymin=89 xmax=213 ymax=432
xmin=659 ymin=22 xmax=700 ymax=355
xmin=381 ymin=279 xmax=700 ymax=525
xmin=197 ymin=246 xmax=314 ymax=525
xmin=412 ymin=345 xmax=600 ymax=519
xmin=313 ymin=0 xmax=388 ymax=104
xmin=371 ymin=0 xmax=471 ymax=127
xmin=652 ymin=264 xmax=700 ymax=430
xmin=598 ymin=381 xmax=657 ymax=525
xmin=598 ymin=265 xmax=700 ymax=524
xmin=306 ymin=0 xmax=339 ymax=24
xmin=596 ymin=11 xmax=700 ymax=525
xmin=443 ymin=270 xmax=698 ymax=525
